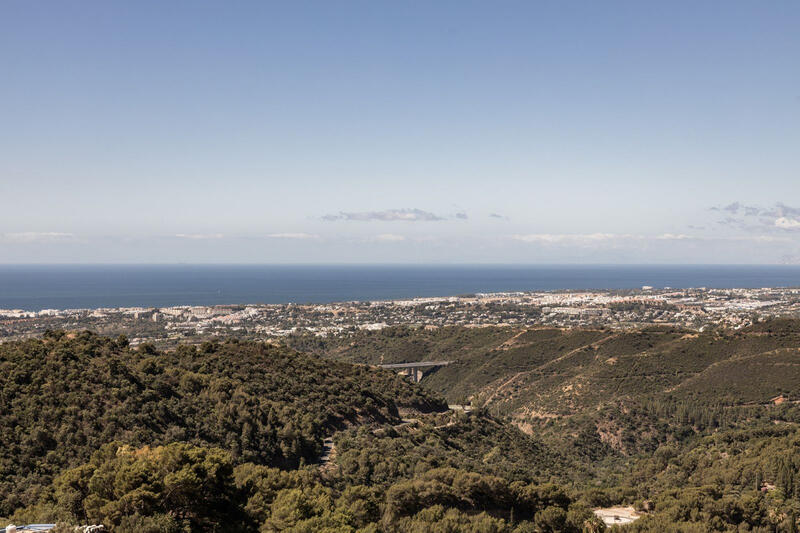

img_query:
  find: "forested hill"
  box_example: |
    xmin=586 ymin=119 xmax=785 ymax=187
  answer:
xmin=290 ymin=320 xmax=800 ymax=418
xmin=287 ymin=320 xmax=800 ymax=468
xmin=7 ymin=327 xmax=800 ymax=531
xmin=1 ymin=332 xmax=594 ymax=532
xmin=0 ymin=331 xmax=445 ymax=516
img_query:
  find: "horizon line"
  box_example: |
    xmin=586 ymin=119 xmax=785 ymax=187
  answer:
xmin=2 ymin=262 xmax=800 ymax=267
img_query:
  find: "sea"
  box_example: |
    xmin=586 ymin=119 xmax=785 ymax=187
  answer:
xmin=0 ymin=264 xmax=799 ymax=311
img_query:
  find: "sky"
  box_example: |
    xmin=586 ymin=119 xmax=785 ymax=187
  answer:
xmin=1 ymin=1 xmax=798 ymax=264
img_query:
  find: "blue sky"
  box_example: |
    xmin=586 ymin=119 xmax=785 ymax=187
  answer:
xmin=1 ymin=1 xmax=798 ymax=263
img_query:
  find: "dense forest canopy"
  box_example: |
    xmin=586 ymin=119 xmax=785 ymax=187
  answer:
xmin=3 ymin=323 xmax=800 ymax=531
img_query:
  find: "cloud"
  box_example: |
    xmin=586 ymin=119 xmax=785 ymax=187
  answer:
xmin=266 ymin=232 xmax=319 ymax=239
xmin=374 ymin=233 xmax=406 ymax=242
xmin=712 ymin=202 xmax=800 ymax=220
xmin=774 ymin=203 xmax=800 ymax=218
xmin=489 ymin=213 xmax=508 ymax=219
xmin=775 ymin=217 xmax=800 ymax=230
xmin=174 ymin=233 xmax=224 ymax=240
xmin=512 ymin=232 xmax=793 ymax=247
xmin=711 ymin=202 xmax=742 ymax=214
xmin=711 ymin=202 xmax=800 ymax=234
xmin=454 ymin=212 xmax=468 ymax=220
xmin=511 ymin=233 xmax=626 ymax=244
xmin=322 ymin=208 xmax=445 ymax=222
xmin=716 ymin=216 xmax=747 ymax=229
xmin=710 ymin=202 xmax=765 ymax=216
xmin=656 ymin=233 xmax=694 ymax=240
xmin=1 ymin=232 xmax=75 ymax=243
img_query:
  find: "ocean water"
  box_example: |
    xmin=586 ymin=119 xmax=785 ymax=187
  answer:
xmin=0 ymin=264 xmax=799 ymax=311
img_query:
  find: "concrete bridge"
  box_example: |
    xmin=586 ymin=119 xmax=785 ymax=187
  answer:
xmin=378 ymin=360 xmax=453 ymax=383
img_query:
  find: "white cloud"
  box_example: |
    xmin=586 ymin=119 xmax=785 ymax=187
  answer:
xmin=266 ymin=233 xmax=319 ymax=239
xmin=322 ymin=208 xmax=445 ymax=222
xmin=775 ymin=217 xmax=800 ymax=229
xmin=1 ymin=232 xmax=75 ymax=243
xmin=511 ymin=233 xmax=626 ymax=244
xmin=512 ymin=232 xmax=795 ymax=248
xmin=374 ymin=233 xmax=406 ymax=242
xmin=712 ymin=202 xmax=800 ymax=232
xmin=656 ymin=233 xmax=693 ymax=240
xmin=174 ymin=233 xmax=224 ymax=240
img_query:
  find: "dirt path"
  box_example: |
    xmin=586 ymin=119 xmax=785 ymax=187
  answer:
xmin=498 ymin=330 xmax=527 ymax=350
xmin=481 ymin=333 xmax=620 ymax=407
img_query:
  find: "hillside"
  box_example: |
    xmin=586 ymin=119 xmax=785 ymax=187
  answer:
xmin=287 ymin=320 xmax=800 ymax=456
xmin=0 ymin=330 xmax=445 ymax=517
xmin=6 ymin=327 xmax=800 ymax=530
xmin=283 ymin=321 xmax=800 ymax=530
xmin=1 ymin=331 xmax=594 ymax=532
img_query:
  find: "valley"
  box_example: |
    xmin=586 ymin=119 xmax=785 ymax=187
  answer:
xmin=4 ymin=320 xmax=800 ymax=530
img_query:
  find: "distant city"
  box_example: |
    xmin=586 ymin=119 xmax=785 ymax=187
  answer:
xmin=3 ymin=286 xmax=798 ymax=346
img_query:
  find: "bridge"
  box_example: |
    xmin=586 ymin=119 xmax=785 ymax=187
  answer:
xmin=377 ymin=360 xmax=453 ymax=383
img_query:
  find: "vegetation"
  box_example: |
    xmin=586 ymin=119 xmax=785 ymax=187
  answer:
xmin=0 ymin=331 xmax=443 ymax=517
xmin=285 ymin=320 xmax=800 ymax=530
xmin=5 ymin=321 xmax=800 ymax=530
xmin=1 ymin=331 xmax=591 ymax=531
